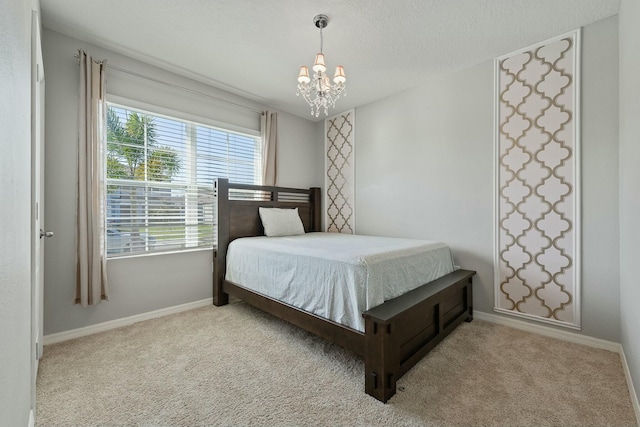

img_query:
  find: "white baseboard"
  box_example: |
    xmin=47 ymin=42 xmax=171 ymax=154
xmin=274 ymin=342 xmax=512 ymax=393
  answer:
xmin=620 ymin=348 xmax=640 ymax=426
xmin=28 ymin=409 xmax=34 ymax=427
xmin=474 ymin=310 xmax=620 ymax=352
xmin=43 ymin=298 xmax=213 ymax=346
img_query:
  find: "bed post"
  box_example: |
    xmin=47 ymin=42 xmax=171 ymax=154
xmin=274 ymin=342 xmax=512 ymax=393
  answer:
xmin=213 ymin=178 xmax=230 ymax=306
xmin=466 ymin=275 xmax=474 ymax=322
xmin=310 ymin=186 xmax=322 ymax=232
xmin=364 ymin=318 xmax=397 ymax=403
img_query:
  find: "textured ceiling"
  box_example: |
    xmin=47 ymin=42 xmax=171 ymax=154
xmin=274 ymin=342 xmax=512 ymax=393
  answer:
xmin=40 ymin=0 xmax=620 ymax=121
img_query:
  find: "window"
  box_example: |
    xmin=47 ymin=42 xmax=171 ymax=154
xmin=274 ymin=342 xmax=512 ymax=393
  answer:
xmin=105 ymin=103 xmax=261 ymax=256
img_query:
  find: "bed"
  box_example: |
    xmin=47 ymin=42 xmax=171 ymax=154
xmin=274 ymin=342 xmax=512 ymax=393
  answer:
xmin=213 ymin=178 xmax=475 ymax=403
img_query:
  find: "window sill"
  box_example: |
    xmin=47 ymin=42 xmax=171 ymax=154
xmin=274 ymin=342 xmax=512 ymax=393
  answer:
xmin=106 ymin=246 xmax=213 ymax=262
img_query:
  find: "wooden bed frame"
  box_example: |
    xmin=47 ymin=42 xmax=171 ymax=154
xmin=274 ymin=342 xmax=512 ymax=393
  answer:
xmin=213 ymin=178 xmax=475 ymax=403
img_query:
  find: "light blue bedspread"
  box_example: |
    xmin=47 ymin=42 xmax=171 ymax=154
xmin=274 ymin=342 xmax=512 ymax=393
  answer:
xmin=226 ymin=232 xmax=455 ymax=332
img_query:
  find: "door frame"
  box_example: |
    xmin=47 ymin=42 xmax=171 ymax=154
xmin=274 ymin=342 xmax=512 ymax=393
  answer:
xmin=30 ymin=6 xmax=45 ymax=418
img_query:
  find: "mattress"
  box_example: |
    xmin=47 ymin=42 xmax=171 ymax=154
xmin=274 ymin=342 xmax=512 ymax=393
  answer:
xmin=225 ymin=232 xmax=455 ymax=332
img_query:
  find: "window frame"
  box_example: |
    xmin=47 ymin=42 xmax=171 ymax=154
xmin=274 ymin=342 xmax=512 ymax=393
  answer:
xmin=104 ymin=97 xmax=262 ymax=259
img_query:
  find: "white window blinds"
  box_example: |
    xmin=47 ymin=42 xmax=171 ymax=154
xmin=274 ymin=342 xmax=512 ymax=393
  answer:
xmin=106 ymin=103 xmax=260 ymax=256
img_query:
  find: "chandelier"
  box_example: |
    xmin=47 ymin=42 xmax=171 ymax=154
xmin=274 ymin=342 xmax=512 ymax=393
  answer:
xmin=296 ymin=14 xmax=346 ymax=117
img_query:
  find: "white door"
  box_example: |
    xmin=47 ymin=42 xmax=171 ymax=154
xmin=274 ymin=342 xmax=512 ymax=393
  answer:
xmin=31 ymin=9 xmax=47 ymax=413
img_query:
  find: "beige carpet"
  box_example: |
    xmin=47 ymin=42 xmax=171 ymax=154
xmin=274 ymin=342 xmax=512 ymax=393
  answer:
xmin=36 ymin=303 xmax=637 ymax=427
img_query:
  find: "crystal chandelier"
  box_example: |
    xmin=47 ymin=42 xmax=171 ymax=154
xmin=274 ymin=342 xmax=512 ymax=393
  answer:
xmin=296 ymin=14 xmax=346 ymax=117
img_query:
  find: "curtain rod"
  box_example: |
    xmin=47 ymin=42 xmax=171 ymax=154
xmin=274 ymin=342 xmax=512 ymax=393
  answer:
xmin=74 ymin=51 xmax=264 ymax=115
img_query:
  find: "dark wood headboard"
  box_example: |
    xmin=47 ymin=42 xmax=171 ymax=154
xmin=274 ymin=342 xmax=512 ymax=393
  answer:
xmin=213 ymin=178 xmax=322 ymax=305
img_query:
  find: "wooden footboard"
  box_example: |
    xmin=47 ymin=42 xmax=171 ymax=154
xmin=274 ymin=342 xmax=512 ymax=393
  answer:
xmin=362 ymin=269 xmax=474 ymax=402
xmin=213 ymin=178 xmax=475 ymax=403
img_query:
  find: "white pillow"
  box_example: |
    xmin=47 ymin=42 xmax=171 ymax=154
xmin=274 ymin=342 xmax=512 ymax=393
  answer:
xmin=258 ymin=207 xmax=305 ymax=237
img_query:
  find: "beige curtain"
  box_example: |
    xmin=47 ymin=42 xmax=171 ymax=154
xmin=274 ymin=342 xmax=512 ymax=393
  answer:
xmin=75 ymin=50 xmax=108 ymax=306
xmin=260 ymin=111 xmax=278 ymax=186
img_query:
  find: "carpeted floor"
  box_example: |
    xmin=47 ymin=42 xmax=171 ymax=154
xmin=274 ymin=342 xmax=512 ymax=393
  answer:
xmin=36 ymin=303 xmax=638 ymax=427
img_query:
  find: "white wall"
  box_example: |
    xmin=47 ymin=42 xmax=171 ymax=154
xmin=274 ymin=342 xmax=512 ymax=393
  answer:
xmin=41 ymin=29 xmax=323 ymax=335
xmin=354 ymin=16 xmax=620 ymax=342
xmin=276 ymin=111 xmax=324 ymax=189
xmin=0 ymin=0 xmax=34 ymax=425
xmin=355 ymin=60 xmax=495 ymax=311
xmin=619 ymin=0 xmax=640 ymax=398
xmin=580 ymin=16 xmax=620 ymax=342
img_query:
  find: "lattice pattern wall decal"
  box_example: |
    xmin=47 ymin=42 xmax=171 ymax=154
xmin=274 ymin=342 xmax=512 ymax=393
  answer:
xmin=495 ymin=31 xmax=580 ymax=329
xmin=325 ymin=109 xmax=355 ymax=234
